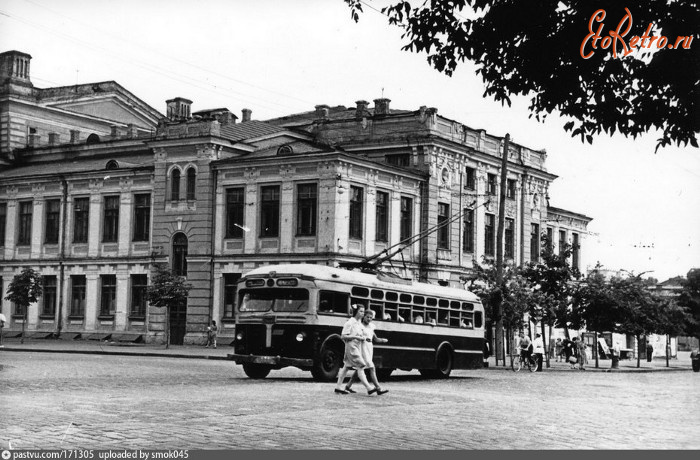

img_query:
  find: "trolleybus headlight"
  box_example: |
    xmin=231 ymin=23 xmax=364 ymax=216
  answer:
xmin=295 ymin=332 xmax=306 ymax=342
xmin=236 ymin=332 xmax=244 ymax=341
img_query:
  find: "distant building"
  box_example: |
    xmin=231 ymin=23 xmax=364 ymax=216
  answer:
xmin=0 ymin=50 xmax=592 ymax=345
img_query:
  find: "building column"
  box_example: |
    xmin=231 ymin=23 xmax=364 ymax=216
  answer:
xmin=84 ymin=272 xmax=99 ymax=330
xmin=88 ymin=196 xmax=102 ymax=257
xmin=118 ymin=193 xmax=132 ymax=257
xmin=279 ymin=180 xmax=294 ymax=253
xmin=30 ymin=198 xmax=44 ymax=258
xmin=115 ymin=267 xmax=129 ymax=331
xmin=3 ymin=200 xmax=17 ymax=258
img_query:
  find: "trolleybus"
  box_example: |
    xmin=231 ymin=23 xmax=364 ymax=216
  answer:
xmin=229 ymin=264 xmax=485 ymax=380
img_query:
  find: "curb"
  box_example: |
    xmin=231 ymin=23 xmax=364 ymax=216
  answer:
xmin=0 ymin=346 xmax=231 ymax=361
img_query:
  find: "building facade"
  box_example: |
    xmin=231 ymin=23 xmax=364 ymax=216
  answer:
xmin=0 ymin=50 xmax=592 ymax=345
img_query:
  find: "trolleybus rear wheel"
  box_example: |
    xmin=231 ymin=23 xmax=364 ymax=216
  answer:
xmin=242 ymin=363 xmax=272 ymax=379
xmin=311 ymin=343 xmax=343 ymax=381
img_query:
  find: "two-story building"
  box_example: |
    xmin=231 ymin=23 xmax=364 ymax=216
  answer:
xmin=0 ymin=50 xmax=591 ymax=345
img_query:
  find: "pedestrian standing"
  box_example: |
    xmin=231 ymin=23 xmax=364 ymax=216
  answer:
xmin=548 ymin=337 xmax=556 ymax=360
xmin=555 ymin=338 xmax=563 ymax=362
xmin=563 ymin=337 xmax=575 ymax=367
xmin=533 ymin=333 xmax=545 ymax=372
xmin=646 ymin=342 xmax=654 ymax=362
xmin=576 ymin=337 xmax=588 ymax=370
xmin=0 ymin=312 xmax=6 ymax=347
xmin=205 ymin=320 xmax=218 ymax=348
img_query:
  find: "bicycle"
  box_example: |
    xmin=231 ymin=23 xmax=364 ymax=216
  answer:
xmin=511 ymin=351 xmax=538 ymax=372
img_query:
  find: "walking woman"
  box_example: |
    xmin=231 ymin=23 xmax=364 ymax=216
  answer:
xmin=334 ymin=305 xmax=375 ymax=395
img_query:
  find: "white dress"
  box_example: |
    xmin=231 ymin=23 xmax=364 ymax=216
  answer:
xmin=360 ymin=322 xmax=376 ymax=369
xmin=342 ymin=317 xmax=367 ymax=369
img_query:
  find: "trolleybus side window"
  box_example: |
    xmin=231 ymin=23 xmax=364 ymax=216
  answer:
xmin=318 ymin=290 xmax=349 ymax=315
xmin=474 ymin=311 xmax=483 ymax=328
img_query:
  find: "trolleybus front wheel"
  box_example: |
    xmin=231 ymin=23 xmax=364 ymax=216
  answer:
xmin=311 ymin=343 xmax=343 ymax=381
xmin=242 ymin=363 xmax=272 ymax=379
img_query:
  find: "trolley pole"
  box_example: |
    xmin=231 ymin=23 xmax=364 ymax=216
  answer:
xmin=494 ymin=134 xmax=510 ymax=366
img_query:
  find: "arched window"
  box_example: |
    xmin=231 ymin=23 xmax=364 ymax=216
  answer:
xmin=186 ymin=167 xmax=196 ymax=200
xmin=172 ymin=233 xmax=188 ymax=276
xmin=171 ymin=169 xmax=181 ymax=201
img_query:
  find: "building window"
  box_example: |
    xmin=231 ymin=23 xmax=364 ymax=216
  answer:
xmin=17 ymin=201 xmax=33 ymax=245
xmin=42 ymin=275 xmax=57 ymax=316
xmin=73 ymin=198 xmax=89 ymax=243
xmin=487 ymin=174 xmax=497 ymax=195
xmin=572 ymin=233 xmax=580 ymax=270
xmin=296 ymin=183 xmax=317 ymax=236
xmin=130 ymin=274 xmax=148 ymax=317
xmin=171 ymin=169 xmax=181 ymax=201
xmin=400 ymin=197 xmax=413 ymax=241
xmin=102 ymin=196 xmax=120 ymax=243
xmin=386 ymin=154 xmax=410 ymax=167
xmin=133 ymin=194 xmax=151 ymax=242
xmin=505 ymin=218 xmax=514 ymax=259
xmin=530 ymin=223 xmax=540 ymax=262
xmin=186 ymin=167 xmax=196 ymax=200
xmin=437 ymin=203 xmax=450 ymax=250
xmin=100 ymin=275 xmax=117 ymax=317
xmin=44 ymin=199 xmax=60 ymax=244
xmin=260 ymin=185 xmax=280 ymax=238
xmin=225 ymin=188 xmax=245 ymax=238
xmin=465 ymin=167 xmax=476 ymax=190
xmin=559 ymin=230 xmax=567 ymax=256
xmin=462 ymin=208 xmax=474 ymax=253
xmin=375 ymin=191 xmax=389 ymax=243
xmin=484 ymin=213 xmax=495 ymax=257
xmin=70 ymin=275 xmax=86 ymax=317
xmin=0 ymin=202 xmax=6 ymax=246
xmin=223 ymin=273 xmax=241 ymax=318
xmin=172 ymin=233 xmax=188 ymax=277
xmin=506 ymin=179 xmax=516 ymax=199
xmin=349 ymin=186 xmax=364 ymax=240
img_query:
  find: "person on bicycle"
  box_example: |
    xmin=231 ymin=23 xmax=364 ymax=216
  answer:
xmin=518 ymin=332 xmax=533 ymax=364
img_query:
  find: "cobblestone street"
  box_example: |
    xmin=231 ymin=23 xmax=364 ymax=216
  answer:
xmin=1 ymin=349 xmax=699 ymax=450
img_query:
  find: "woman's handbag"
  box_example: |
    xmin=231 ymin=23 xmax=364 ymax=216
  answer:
xmin=568 ymin=356 xmax=577 ymax=364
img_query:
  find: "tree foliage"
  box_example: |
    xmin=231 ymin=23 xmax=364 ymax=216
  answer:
xmin=521 ymin=236 xmax=581 ymax=333
xmin=678 ymin=268 xmax=700 ymax=340
xmin=146 ymin=263 xmax=192 ymax=348
xmin=344 ymin=0 xmax=700 ymax=150
xmin=4 ymin=267 xmax=43 ymax=311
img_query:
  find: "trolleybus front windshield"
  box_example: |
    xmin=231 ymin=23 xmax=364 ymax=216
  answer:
xmin=239 ymin=288 xmax=309 ymax=312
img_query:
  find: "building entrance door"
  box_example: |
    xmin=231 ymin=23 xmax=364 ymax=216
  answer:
xmin=170 ymin=300 xmax=187 ymax=345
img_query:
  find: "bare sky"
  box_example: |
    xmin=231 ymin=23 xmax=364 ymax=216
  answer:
xmin=2 ymin=0 xmax=698 ymax=281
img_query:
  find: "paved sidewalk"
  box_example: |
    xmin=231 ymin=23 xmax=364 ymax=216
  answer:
xmin=1 ymin=336 xmax=697 ymax=372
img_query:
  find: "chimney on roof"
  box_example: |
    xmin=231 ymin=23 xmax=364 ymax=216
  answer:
xmin=27 ymin=133 xmax=39 ymax=148
xmin=355 ymin=100 xmax=369 ymax=118
xmin=70 ymin=130 xmax=80 ymax=144
xmin=0 ymin=50 xmax=32 ymax=86
xmin=166 ymin=97 xmax=192 ymax=121
xmin=374 ymin=98 xmax=391 ymax=115
xmin=110 ymin=125 xmax=119 ymax=139
xmin=241 ymin=108 xmax=252 ymax=123
xmin=315 ymin=104 xmax=330 ymax=119
xmin=48 ymin=133 xmax=60 ymax=146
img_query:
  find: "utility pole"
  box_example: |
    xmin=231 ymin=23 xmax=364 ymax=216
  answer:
xmin=494 ymin=133 xmax=510 ymax=366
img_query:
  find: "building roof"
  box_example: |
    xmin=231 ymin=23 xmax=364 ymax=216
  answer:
xmin=219 ymin=120 xmax=289 ymax=142
xmin=0 ymin=152 xmax=153 ymax=179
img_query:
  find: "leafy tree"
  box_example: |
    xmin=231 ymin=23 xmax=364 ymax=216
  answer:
xmin=522 ymin=235 xmax=581 ymax=338
xmin=678 ymin=268 xmax=700 ymax=341
xmin=4 ymin=267 xmax=43 ymax=344
xmin=344 ymin=0 xmax=700 ymax=150
xmin=146 ymin=263 xmax=192 ymax=349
